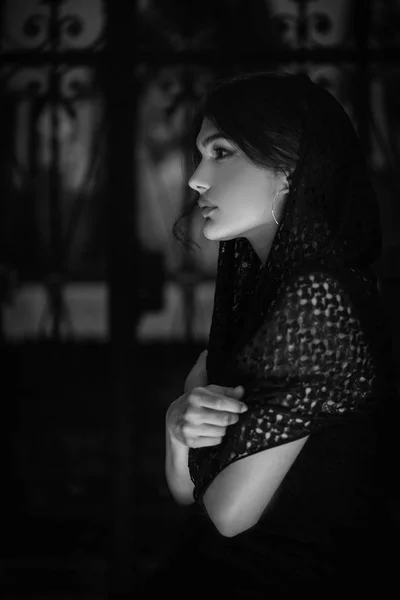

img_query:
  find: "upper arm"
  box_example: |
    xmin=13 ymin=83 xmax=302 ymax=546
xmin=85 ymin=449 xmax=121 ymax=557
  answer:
xmin=204 ymin=434 xmax=309 ymax=537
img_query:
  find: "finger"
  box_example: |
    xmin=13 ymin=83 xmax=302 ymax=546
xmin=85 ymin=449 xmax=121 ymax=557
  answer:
xmin=183 ymin=422 xmax=227 ymax=439
xmin=207 ymin=384 xmax=244 ymax=397
xmin=200 ymin=408 xmax=241 ymax=427
xmin=198 ymin=422 xmax=229 ymax=436
xmin=197 ymin=393 xmax=248 ymax=414
xmin=224 ymin=385 xmax=244 ymax=397
xmin=192 ymin=436 xmax=223 ymax=448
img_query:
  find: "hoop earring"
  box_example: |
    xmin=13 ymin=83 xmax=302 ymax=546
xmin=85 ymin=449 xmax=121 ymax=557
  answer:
xmin=271 ymin=190 xmax=282 ymax=225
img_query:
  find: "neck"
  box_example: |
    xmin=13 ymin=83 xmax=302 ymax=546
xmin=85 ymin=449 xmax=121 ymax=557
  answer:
xmin=245 ymin=223 xmax=278 ymax=268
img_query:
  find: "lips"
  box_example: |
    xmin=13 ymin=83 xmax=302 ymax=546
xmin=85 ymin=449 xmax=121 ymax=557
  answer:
xmin=201 ymin=206 xmax=217 ymax=217
xmin=198 ymin=200 xmax=216 ymax=209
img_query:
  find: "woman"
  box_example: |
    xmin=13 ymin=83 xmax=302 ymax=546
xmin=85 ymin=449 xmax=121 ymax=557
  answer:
xmin=141 ymin=72 xmax=398 ymax=597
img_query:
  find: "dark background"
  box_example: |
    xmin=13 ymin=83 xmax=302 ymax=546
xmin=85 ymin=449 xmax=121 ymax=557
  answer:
xmin=1 ymin=1 xmax=399 ymax=598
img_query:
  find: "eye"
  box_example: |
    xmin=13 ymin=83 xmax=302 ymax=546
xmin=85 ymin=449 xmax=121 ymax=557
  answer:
xmin=212 ymin=146 xmax=233 ymax=161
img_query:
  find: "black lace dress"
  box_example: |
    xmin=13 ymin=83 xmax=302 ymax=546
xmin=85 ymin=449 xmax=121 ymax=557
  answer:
xmin=186 ymin=264 xmax=397 ymax=595
xmin=140 ymin=75 xmax=398 ymax=598
xmin=142 ymin=262 xmax=397 ymax=599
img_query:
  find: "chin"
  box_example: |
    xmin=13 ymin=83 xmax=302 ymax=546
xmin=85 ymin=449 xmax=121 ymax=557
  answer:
xmin=203 ymin=230 xmax=237 ymax=242
xmin=203 ymin=226 xmax=244 ymax=243
xmin=203 ymin=220 xmax=244 ymax=242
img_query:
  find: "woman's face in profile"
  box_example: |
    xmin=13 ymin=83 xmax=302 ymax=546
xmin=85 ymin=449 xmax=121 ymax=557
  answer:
xmin=188 ymin=118 xmax=287 ymax=249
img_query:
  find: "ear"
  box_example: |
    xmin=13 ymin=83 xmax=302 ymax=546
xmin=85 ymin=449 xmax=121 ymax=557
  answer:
xmin=282 ymin=169 xmax=295 ymax=192
xmin=277 ymin=170 xmax=290 ymax=193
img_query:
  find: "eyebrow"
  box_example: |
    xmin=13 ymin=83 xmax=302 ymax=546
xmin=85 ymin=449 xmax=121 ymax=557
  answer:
xmin=196 ymin=133 xmax=229 ymax=151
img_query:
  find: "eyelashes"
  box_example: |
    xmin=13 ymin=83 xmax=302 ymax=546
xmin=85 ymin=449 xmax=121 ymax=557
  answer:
xmin=193 ymin=145 xmax=234 ymax=167
xmin=212 ymin=146 xmax=233 ymax=160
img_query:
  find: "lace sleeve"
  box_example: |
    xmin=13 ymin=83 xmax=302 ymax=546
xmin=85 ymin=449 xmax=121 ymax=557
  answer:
xmin=188 ymin=270 xmax=377 ymax=506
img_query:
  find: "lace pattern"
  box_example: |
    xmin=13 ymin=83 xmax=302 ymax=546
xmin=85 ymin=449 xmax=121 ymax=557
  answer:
xmin=188 ymin=269 xmax=379 ymax=504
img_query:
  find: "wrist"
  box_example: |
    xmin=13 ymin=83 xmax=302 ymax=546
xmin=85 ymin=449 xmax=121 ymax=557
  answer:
xmin=166 ymin=403 xmax=184 ymax=446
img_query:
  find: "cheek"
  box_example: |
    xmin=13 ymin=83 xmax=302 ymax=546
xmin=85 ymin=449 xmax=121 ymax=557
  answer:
xmin=220 ymin=173 xmax=270 ymax=215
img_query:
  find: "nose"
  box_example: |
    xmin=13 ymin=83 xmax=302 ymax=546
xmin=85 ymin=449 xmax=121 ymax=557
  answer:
xmin=188 ymin=170 xmax=210 ymax=194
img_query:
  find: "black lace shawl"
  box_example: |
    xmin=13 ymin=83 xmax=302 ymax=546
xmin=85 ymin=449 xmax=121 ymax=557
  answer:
xmin=187 ymin=75 xmax=397 ymax=543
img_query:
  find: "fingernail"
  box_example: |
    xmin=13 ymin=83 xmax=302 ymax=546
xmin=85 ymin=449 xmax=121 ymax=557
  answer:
xmin=241 ymin=404 xmax=248 ymax=412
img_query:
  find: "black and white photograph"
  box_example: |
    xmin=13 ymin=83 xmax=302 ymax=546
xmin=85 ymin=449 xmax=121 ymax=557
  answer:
xmin=1 ymin=1 xmax=400 ymax=598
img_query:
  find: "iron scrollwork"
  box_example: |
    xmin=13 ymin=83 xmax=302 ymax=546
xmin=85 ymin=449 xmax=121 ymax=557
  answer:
xmin=272 ymin=0 xmax=333 ymax=48
xmin=0 ymin=0 xmax=106 ymax=340
xmin=3 ymin=0 xmax=105 ymax=53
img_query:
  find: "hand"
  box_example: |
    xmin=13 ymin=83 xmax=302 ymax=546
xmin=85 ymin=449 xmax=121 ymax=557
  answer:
xmin=166 ymin=384 xmax=248 ymax=449
xmin=184 ymin=349 xmax=208 ymax=394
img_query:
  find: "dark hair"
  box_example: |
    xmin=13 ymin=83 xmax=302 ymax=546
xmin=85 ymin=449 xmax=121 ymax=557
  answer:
xmin=172 ymin=72 xmax=310 ymax=252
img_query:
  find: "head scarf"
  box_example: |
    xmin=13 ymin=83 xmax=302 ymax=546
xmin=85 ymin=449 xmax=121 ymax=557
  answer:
xmin=204 ymin=74 xmax=382 ymax=386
